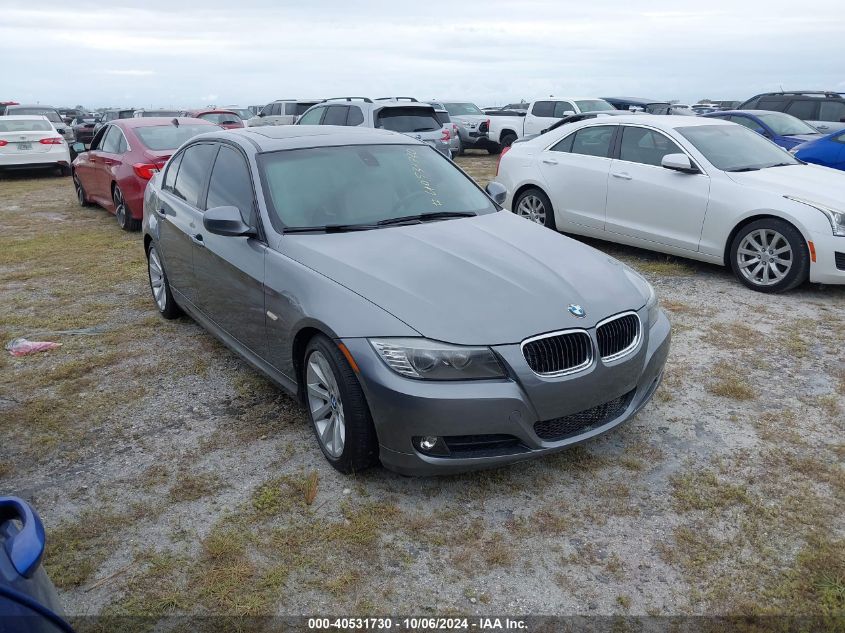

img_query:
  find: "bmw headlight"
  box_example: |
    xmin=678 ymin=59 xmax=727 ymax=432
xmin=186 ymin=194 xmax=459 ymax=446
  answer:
xmin=370 ymin=338 xmax=505 ymax=380
xmin=622 ymin=265 xmax=660 ymax=327
xmin=786 ymin=196 xmax=845 ymax=237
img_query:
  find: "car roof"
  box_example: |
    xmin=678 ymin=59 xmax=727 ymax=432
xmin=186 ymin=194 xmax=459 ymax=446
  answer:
xmin=223 ymin=125 xmax=425 ymax=151
xmin=110 ymin=117 xmax=217 ymax=129
xmin=575 ymin=114 xmax=727 ymax=129
xmin=0 ymin=114 xmax=50 ymax=120
xmin=6 ymin=104 xmax=57 ymax=110
xmin=271 ymin=98 xmax=321 ymax=103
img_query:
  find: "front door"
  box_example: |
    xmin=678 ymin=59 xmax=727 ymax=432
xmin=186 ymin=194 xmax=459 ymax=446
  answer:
xmin=605 ymin=125 xmax=711 ymax=252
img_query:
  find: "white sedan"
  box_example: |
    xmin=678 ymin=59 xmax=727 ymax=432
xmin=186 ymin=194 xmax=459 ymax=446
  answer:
xmin=493 ymin=115 xmax=845 ymax=292
xmin=0 ymin=115 xmax=72 ymax=175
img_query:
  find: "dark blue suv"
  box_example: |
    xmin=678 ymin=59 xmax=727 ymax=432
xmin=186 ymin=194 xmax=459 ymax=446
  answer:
xmin=702 ymin=110 xmax=822 ymax=150
xmin=1 ymin=497 xmax=74 ymax=633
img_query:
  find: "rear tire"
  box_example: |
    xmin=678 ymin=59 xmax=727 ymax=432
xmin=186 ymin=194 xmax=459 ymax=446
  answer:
xmin=114 ymin=185 xmax=140 ymax=231
xmin=501 ymin=133 xmax=518 ymax=147
xmin=487 ymin=143 xmax=503 ymax=155
xmin=73 ymin=173 xmax=93 ymax=207
xmin=513 ymin=187 xmax=557 ymax=231
xmin=303 ymin=335 xmax=379 ymax=474
xmin=147 ymin=244 xmax=182 ymax=319
xmin=729 ymin=218 xmax=809 ymax=293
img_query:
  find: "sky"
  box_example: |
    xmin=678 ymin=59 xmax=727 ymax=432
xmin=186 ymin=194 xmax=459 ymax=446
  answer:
xmin=2 ymin=0 xmax=844 ymax=109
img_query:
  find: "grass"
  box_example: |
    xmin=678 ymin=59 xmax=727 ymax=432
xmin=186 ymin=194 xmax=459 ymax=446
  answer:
xmin=670 ymin=469 xmax=751 ymax=513
xmin=706 ymin=361 xmax=756 ymax=400
xmin=168 ymin=472 xmax=223 ymax=503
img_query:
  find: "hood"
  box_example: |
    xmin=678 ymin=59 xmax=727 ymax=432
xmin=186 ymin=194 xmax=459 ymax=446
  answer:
xmin=278 ymin=212 xmax=645 ymax=345
xmin=452 ymin=114 xmax=488 ymax=125
xmin=727 ymin=163 xmax=845 ymax=209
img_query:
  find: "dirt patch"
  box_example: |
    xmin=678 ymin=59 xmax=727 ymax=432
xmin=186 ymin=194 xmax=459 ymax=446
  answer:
xmin=1 ymin=162 xmax=842 ymax=620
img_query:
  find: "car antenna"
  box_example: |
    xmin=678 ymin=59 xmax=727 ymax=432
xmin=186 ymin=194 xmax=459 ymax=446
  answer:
xmin=171 ymin=118 xmax=179 ymax=127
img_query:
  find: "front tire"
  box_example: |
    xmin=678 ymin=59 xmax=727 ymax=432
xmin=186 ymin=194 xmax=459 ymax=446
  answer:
xmin=147 ymin=244 xmax=182 ymax=319
xmin=729 ymin=218 xmax=809 ymax=293
xmin=304 ymin=335 xmax=379 ymax=474
xmin=513 ymin=187 xmax=557 ymax=230
xmin=114 ymin=185 xmax=140 ymax=231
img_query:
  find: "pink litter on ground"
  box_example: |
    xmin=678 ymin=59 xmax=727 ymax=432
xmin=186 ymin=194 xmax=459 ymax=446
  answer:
xmin=6 ymin=338 xmax=63 ymax=357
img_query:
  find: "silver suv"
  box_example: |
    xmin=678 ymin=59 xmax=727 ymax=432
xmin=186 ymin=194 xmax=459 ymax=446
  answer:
xmin=429 ymin=101 xmax=492 ymax=154
xmin=296 ymin=97 xmax=451 ymax=157
xmin=246 ymin=99 xmax=322 ymax=127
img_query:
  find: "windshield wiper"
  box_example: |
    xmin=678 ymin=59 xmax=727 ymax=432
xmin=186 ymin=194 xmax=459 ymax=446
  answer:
xmin=767 ymin=162 xmax=797 ymax=168
xmin=377 ymin=211 xmax=476 ymax=227
xmin=725 ymin=166 xmax=762 ymax=172
xmin=282 ymin=223 xmax=378 ymax=234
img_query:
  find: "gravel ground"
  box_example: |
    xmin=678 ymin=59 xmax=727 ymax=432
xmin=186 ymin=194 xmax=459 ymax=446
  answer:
xmin=1 ymin=153 xmax=843 ymax=627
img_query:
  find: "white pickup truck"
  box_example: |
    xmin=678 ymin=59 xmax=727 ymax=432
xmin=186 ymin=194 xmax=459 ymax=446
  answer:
xmin=487 ymin=97 xmax=617 ymax=148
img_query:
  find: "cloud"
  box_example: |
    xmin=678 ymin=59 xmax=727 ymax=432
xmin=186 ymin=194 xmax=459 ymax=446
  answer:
xmin=101 ymin=70 xmax=156 ymax=77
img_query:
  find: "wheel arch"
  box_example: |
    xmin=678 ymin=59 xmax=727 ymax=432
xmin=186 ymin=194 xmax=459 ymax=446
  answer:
xmin=723 ymin=212 xmax=809 ymax=270
xmin=512 ymin=182 xmax=553 ymax=211
xmin=291 ymin=323 xmax=339 ymax=403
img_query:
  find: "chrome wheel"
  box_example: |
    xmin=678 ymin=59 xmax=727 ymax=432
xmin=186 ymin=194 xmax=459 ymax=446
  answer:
xmin=114 ymin=188 xmax=127 ymax=228
xmin=306 ymin=351 xmax=345 ymax=458
xmin=73 ymin=175 xmax=85 ymax=205
xmin=516 ymin=194 xmax=546 ymax=225
xmin=148 ymin=247 xmax=167 ymax=311
xmin=736 ymin=229 xmax=793 ymax=287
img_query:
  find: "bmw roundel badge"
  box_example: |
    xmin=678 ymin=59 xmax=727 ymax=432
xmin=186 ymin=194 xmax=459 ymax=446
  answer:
xmin=568 ymin=304 xmax=586 ymax=318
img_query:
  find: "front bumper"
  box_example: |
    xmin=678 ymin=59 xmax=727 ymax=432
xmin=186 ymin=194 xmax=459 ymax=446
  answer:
xmin=342 ymin=308 xmax=671 ymax=475
xmin=808 ymin=232 xmax=845 ymax=285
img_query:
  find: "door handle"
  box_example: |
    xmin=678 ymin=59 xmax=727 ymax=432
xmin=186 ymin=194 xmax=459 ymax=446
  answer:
xmin=155 ymin=207 xmax=167 ymax=217
xmin=542 ymin=158 xmax=558 ymax=165
xmin=612 ymin=172 xmax=632 ymax=180
xmin=192 ymin=233 xmax=205 ymax=247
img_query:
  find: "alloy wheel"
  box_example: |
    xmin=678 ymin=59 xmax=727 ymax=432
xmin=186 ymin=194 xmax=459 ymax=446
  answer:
xmin=736 ymin=228 xmax=793 ymax=287
xmin=74 ymin=176 xmax=85 ymax=205
xmin=114 ymin=188 xmax=127 ymax=227
xmin=516 ymin=194 xmax=546 ymax=225
xmin=306 ymin=351 xmax=345 ymax=458
xmin=148 ymin=247 xmax=167 ymax=311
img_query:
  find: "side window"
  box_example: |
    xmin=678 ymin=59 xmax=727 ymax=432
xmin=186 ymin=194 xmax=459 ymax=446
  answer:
xmin=89 ymin=126 xmax=107 ymax=150
xmin=260 ymin=103 xmax=273 ymax=116
xmin=550 ymin=133 xmax=575 ymax=153
xmin=730 ymin=116 xmax=765 ymax=134
xmin=785 ymin=100 xmax=819 ymax=120
xmin=297 ymin=107 xmax=324 ymax=125
xmin=347 ymin=106 xmax=364 ymax=126
xmin=323 ymin=106 xmax=348 ymax=126
xmin=285 ymin=103 xmax=298 ymax=115
xmin=115 ymin=130 xmax=128 ymax=153
xmin=164 ymin=151 xmax=184 ymax=191
xmin=743 ymin=97 xmax=760 ymax=109
xmin=100 ymin=126 xmax=121 ymax=153
xmin=531 ymin=101 xmax=555 ymax=117
xmin=570 ymin=125 xmax=615 ymax=158
xmin=819 ymin=101 xmax=845 ymax=123
xmin=619 ymin=127 xmax=684 ymax=167
xmin=172 ymin=144 xmax=218 ymax=208
xmin=757 ymin=98 xmax=785 ymax=111
xmin=269 ymin=103 xmax=282 ymax=116
xmin=206 ymin=145 xmax=255 ymax=224
xmin=553 ymin=101 xmax=574 ymax=117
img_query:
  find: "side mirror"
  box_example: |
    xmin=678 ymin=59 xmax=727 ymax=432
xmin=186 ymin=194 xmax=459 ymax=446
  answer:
xmin=662 ymin=153 xmax=698 ymax=174
xmin=563 ymin=110 xmax=575 ymax=116
xmin=203 ymin=206 xmax=255 ymax=237
xmin=485 ymin=182 xmax=508 ymax=205
xmin=258 ymin=112 xmax=265 ymax=117
xmin=72 ymin=142 xmax=86 ymax=153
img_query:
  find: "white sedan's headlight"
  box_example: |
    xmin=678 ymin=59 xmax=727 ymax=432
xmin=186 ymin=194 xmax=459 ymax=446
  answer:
xmin=370 ymin=338 xmax=505 ymax=380
xmin=786 ymin=196 xmax=845 ymax=237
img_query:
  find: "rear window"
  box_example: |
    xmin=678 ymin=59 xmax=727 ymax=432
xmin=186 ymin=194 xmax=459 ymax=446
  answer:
xmin=376 ymin=107 xmax=440 ymax=133
xmin=140 ymin=110 xmax=182 ymax=117
xmin=197 ymin=112 xmax=241 ymax=124
xmin=11 ymin=108 xmax=61 ymax=123
xmin=434 ymin=111 xmax=450 ymax=125
xmin=442 ymin=103 xmax=483 ymax=116
xmin=0 ymin=119 xmax=53 ymax=132
xmin=135 ymin=124 xmax=221 ymax=150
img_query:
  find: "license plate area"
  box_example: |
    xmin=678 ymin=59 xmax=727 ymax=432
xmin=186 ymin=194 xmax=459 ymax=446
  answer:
xmin=17 ymin=142 xmax=32 ymax=151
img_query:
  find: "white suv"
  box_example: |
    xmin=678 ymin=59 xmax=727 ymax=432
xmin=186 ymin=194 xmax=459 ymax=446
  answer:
xmin=246 ymin=99 xmax=321 ymax=127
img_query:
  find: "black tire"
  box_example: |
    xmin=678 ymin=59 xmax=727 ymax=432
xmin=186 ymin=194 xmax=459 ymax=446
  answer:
xmin=146 ymin=243 xmax=182 ymax=319
xmin=501 ymin=132 xmax=518 ymax=148
xmin=59 ymin=164 xmax=71 ymax=177
xmin=487 ymin=143 xmax=503 ymax=155
xmin=729 ymin=218 xmax=809 ymax=293
xmin=513 ymin=187 xmax=557 ymax=231
xmin=303 ymin=335 xmax=379 ymax=474
xmin=73 ymin=173 xmax=93 ymax=207
xmin=454 ymin=136 xmax=464 ymax=156
xmin=114 ymin=185 xmax=140 ymax=231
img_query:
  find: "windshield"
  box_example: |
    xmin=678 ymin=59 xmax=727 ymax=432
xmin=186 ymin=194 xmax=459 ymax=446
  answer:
xmin=756 ymin=112 xmax=818 ymax=136
xmin=134 ymin=124 xmax=221 ymax=150
xmin=198 ymin=112 xmax=241 ymax=124
xmin=260 ymin=144 xmax=496 ymax=229
xmin=226 ymin=108 xmax=253 ymax=120
xmin=442 ymin=102 xmax=483 ymax=116
xmin=13 ymin=108 xmax=61 ymax=123
xmin=376 ymin=107 xmax=440 ymax=133
xmin=575 ymin=99 xmax=615 ymax=113
xmin=678 ymin=125 xmax=799 ymax=171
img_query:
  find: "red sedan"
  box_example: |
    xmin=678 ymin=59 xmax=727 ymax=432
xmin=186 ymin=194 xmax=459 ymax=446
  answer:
xmin=71 ymin=117 xmax=219 ymax=230
xmin=183 ymin=109 xmax=244 ymax=130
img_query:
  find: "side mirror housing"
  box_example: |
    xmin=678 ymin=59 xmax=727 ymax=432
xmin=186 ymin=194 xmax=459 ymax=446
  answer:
xmin=203 ymin=206 xmax=255 ymax=237
xmin=563 ymin=110 xmax=575 ymax=116
xmin=662 ymin=153 xmax=698 ymax=174
xmin=258 ymin=112 xmax=265 ymax=117
xmin=485 ymin=182 xmax=508 ymax=205
xmin=72 ymin=142 xmax=86 ymax=153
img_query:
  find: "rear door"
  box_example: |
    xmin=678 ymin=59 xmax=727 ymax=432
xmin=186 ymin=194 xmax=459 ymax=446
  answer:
xmin=88 ymin=125 xmax=123 ymax=204
xmin=605 ymin=125 xmax=710 ymax=252
xmin=193 ymin=143 xmax=268 ymax=357
xmin=155 ymin=142 xmax=218 ymax=306
xmin=537 ymin=124 xmax=617 ymax=230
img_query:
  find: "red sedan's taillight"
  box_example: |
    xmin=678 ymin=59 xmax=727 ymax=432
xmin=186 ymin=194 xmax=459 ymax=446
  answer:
xmin=441 ymin=127 xmax=451 ymax=141
xmin=496 ymin=145 xmax=511 ymax=176
xmin=133 ymin=162 xmax=165 ymax=180
xmin=39 ymin=137 xmax=64 ymax=145
xmin=0 ymin=140 xmax=8 ymax=147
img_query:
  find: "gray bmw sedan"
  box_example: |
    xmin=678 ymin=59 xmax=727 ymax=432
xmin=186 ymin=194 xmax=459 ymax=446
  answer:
xmin=142 ymin=125 xmax=670 ymax=475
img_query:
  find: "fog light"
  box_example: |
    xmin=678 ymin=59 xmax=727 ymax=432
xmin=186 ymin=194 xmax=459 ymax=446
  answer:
xmin=419 ymin=436 xmax=439 ymax=452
